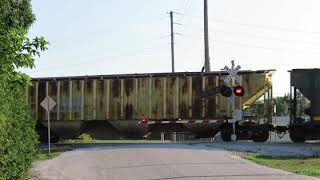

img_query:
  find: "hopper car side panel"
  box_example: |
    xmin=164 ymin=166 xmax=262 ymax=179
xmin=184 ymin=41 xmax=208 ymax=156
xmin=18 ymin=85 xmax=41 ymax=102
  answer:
xmin=27 ymin=71 xmax=273 ymax=140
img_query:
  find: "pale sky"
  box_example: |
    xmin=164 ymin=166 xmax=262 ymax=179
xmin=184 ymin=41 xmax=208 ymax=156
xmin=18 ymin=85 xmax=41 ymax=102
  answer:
xmin=23 ymin=0 xmax=320 ymax=96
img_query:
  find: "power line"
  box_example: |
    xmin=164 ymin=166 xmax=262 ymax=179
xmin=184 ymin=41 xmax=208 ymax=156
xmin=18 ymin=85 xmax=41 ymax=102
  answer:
xmin=176 ymin=0 xmax=191 ymax=23
xmin=181 ymin=27 xmax=320 ymax=49
xmin=26 ymin=44 xmax=167 ymax=73
xmin=186 ymin=14 xmax=320 ymax=35
xmin=212 ymin=29 xmax=320 ymax=47
xmin=211 ymin=18 xmax=320 ymax=35
xmin=175 ymin=30 xmax=320 ymax=56
xmin=212 ymin=39 xmax=320 ymax=55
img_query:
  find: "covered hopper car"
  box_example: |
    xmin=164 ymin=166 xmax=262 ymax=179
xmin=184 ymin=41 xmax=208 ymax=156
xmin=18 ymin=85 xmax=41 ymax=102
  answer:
xmin=27 ymin=70 xmax=273 ymax=143
xmin=289 ymin=69 xmax=320 ymax=142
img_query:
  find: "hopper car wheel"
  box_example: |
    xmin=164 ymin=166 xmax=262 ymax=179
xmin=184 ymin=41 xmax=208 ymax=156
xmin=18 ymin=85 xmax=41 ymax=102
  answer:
xmin=221 ymin=125 xmax=232 ymax=142
xmin=36 ymin=123 xmax=60 ymax=143
xmin=38 ymin=132 xmax=60 ymax=143
xmin=289 ymin=128 xmax=306 ymax=143
xmin=252 ymin=131 xmax=269 ymax=142
xmin=50 ymin=134 xmax=60 ymax=143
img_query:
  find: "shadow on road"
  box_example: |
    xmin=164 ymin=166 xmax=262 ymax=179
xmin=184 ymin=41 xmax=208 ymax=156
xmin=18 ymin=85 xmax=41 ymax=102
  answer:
xmin=151 ymin=173 xmax=298 ymax=180
xmin=104 ymin=162 xmax=246 ymax=170
xmin=57 ymin=143 xmax=222 ymax=152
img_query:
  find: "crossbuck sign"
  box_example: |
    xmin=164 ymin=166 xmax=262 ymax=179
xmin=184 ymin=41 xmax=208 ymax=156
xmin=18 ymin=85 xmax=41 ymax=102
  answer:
xmin=223 ymin=61 xmax=241 ymax=83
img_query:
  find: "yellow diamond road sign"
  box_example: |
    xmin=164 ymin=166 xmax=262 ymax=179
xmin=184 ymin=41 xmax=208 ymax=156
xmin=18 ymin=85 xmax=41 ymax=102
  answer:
xmin=40 ymin=96 xmax=56 ymax=112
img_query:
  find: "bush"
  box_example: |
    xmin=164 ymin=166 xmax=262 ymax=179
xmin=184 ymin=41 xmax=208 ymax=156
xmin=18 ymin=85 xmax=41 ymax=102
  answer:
xmin=78 ymin=133 xmax=94 ymax=142
xmin=0 ymin=79 xmax=38 ymax=180
xmin=0 ymin=1 xmax=48 ymax=179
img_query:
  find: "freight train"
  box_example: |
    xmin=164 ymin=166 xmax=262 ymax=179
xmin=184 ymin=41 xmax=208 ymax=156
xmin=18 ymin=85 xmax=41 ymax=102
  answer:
xmin=27 ymin=70 xmax=274 ymax=143
xmin=288 ymin=69 xmax=320 ymax=142
xmin=28 ymin=68 xmax=320 ymax=143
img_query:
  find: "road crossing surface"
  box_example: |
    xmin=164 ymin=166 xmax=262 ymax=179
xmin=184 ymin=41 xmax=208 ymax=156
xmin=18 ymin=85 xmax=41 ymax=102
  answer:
xmin=31 ymin=144 xmax=317 ymax=180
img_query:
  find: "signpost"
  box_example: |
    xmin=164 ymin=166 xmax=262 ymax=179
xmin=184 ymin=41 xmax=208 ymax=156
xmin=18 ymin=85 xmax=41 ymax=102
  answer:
xmin=222 ymin=60 xmax=242 ymax=141
xmin=40 ymin=96 xmax=56 ymax=153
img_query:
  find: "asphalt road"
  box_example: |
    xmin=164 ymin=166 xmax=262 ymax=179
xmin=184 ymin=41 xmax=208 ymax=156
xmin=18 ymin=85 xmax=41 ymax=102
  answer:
xmin=31 ymin=144 xmax=317 ymax=180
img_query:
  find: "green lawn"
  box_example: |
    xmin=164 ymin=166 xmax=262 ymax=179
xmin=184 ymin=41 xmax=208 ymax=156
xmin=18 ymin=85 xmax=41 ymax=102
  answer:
xmin=60 ymin=139 xmax=164 ymax=144
xmin=243 ymin=154 xmax=320 ymax=177
xmin=60 ymin=133 xmax=165 ymax=144
xmin=34 ymin=151 xmax=61 ymax=161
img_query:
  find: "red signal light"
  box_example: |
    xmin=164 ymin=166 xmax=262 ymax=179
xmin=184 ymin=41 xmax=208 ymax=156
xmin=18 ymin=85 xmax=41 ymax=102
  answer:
xmin=233 ymin=85 xmax=245 ymax=96
xmin=219 ymin=85 xmax=232 ymax=97
xmin=235 ymin=88 xmax=242 ymax=94
xmin=139 ymin=118 xmax=148 ymax=124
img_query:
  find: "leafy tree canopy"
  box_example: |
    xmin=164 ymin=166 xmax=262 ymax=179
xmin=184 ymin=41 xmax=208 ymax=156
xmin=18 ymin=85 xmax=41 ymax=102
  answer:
xmin=0 ymin=0 xmax=48 ymax=83
xmin=0 ymin=0 xmax=48 ymax=179
xmin=0 ymin=0 xmax=35 ymax=31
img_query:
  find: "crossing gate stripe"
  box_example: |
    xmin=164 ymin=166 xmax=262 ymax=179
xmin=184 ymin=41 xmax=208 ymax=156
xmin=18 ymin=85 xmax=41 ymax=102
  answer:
xmin=177 ymin=120 xmax=189 ymax=123
xmin=140 ymin=119 xmax=226 ymax=125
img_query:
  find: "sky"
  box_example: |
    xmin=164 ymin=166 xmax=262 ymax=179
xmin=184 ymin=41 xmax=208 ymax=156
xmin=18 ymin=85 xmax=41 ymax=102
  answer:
xmin=23 ymin=0 xmax=320 ymax=96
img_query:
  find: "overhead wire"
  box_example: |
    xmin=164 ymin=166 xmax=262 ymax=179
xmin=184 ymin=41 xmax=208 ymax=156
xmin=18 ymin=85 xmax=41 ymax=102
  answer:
xmin=176 ymin=0 xmax=191 ymax=23
xmin=211 ymin=29 xmax=320 ymax=47
xmin=212 ymin=39 xmax=320 ymax=56
xmin=25 ymin=42 xmax=168 ymax=73
xmin=179 ymin=28 xmax=320 ymax=56
xmin=178 ymin=14 xmax=320 ymax=54
xmin=185 ymin=14 xmax=320 ymax=35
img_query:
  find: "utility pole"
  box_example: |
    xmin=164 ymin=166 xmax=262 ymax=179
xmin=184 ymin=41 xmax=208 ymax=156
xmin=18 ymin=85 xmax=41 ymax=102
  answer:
xmin=204 ymin=0 xmax=211 ymax=72
xmin=170 ymin=11 xmax=175 ymax=73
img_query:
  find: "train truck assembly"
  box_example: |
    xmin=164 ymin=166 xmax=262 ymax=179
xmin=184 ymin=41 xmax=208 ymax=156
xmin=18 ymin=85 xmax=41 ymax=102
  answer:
xmin=27 ymin=70 xmax=273 ymax=143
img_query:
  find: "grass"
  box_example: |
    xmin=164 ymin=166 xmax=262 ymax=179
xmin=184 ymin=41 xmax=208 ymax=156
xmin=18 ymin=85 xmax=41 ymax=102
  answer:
xmin=34 ymin=150 xmax=61 ymax=161
xmin=60 ymin=133 xmax=164 ymax=144
xmin=243 ymin=154 xmax=320 ymax=177
xmin=60 ymin=139 xmax=164 ymax=144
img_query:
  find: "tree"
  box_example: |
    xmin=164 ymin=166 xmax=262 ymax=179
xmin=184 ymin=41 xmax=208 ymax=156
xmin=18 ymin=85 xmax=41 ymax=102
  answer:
xmin=273 ymin=95 xmax=290 ymax=116
xmin=296 ymin=91 xmax=310 ymax=117
xmin=0 ymin=0 xmax=48 ymax=179
xmin=0 ymin=0 xmax=35 ymax=30
xmin=272 ymin=92 xmax=309 ymax=117
xmin=250 ymin=95 xmax=290 ymax=117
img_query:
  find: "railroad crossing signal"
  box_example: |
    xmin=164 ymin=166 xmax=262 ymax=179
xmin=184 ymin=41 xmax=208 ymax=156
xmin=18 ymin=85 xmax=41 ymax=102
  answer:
xmin=223 ymin=60 xmax=241 ymax=83
xmin=219 ymin=85 xmax=245 ymax=97
xmin=219 ymin=85 xmax=232 ymax=97
xmin=233 ymin=85 xmax=245 ymax=96
xmin=221 ymin=60 xmax=243 ymax=142
xmin=220 ymin=60 xmax=244 ymax=99
xmin=228 ymin=110 xmax=243 ymax=123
